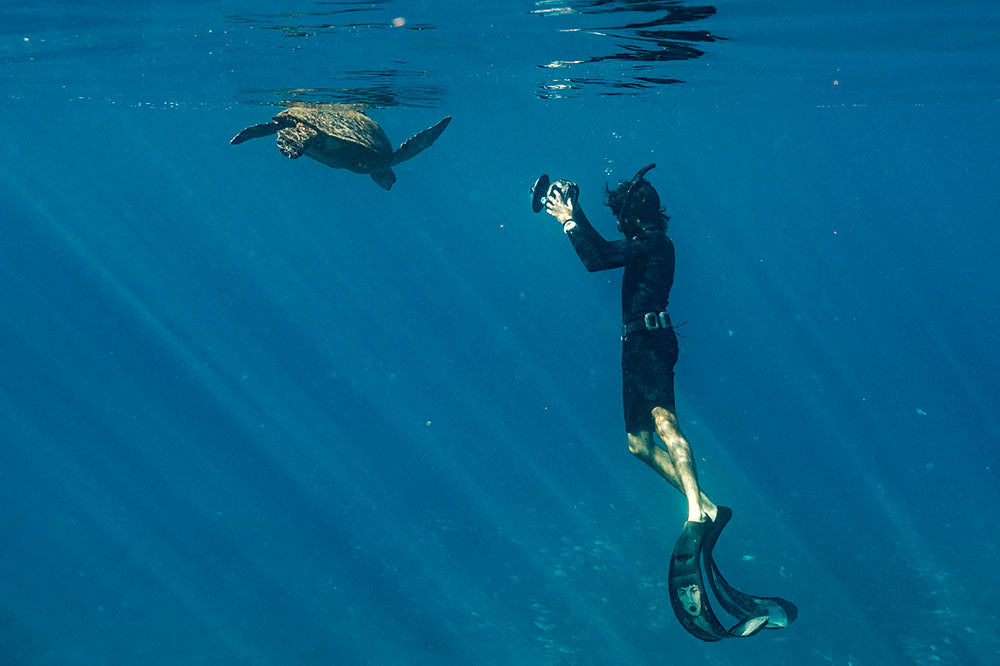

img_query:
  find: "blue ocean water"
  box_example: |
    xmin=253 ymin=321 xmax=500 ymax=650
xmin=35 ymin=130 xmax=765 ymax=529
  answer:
xmin=2 ymin=1 xmax=999 ymax=664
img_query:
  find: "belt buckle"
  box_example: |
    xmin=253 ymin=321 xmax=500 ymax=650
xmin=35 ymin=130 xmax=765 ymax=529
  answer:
xmin=644 ymin=312 xmax=660 ymax=331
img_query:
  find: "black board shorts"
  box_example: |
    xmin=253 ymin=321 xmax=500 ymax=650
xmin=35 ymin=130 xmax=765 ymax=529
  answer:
xmin=622 ymin=328 xmax=679 ymax=433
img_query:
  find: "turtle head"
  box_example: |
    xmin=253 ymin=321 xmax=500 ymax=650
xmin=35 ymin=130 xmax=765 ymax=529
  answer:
xmin=605 ymin=163 xmax=668 ymax=236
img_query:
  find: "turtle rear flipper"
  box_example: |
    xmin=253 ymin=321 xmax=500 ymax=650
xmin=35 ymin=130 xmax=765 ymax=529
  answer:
xmin=390 ymin=116 xmax=451 ymax=166
xmin=370 ymin=168 xmax=396 ymax=191
xmin=230 ymin=122 xmax=280 ymax=145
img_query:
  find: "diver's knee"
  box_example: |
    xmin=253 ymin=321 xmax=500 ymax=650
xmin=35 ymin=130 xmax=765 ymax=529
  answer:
xmin=651 ymin=406 xmax=679 ymax=431
xmin=627 ymin=433 xmax=653 ymax=459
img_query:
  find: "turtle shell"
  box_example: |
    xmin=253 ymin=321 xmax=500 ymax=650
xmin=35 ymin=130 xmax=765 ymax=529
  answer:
xmin=273 ymin=105 xmax=394 ymax=174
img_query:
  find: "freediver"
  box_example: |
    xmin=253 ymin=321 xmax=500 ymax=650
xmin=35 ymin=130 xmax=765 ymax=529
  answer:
xmin=534 ymin=165 xmax=796 ymax=640
xmin=541 ymin=165 xmax=714 ymax=524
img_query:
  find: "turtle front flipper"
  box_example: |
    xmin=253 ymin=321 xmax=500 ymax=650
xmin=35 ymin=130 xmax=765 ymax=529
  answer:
xmin=230 ymin=122 xmax=280 ymax=145
xmin=370 ymin=168 xmax=396 ymax=191
xmin=390 ymin=116 xmax=451 ymax=166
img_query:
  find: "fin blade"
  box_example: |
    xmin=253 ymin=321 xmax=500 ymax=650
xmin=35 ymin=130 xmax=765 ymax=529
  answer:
xmin=730 ymin=615 xmax=769 ymax=637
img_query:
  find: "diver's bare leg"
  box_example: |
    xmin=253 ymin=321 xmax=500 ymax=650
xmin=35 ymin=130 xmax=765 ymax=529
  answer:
xmin=628 ymin=427 xmax=717 ymax=523
xmin=651 ymin=406 xmax=718 ymax=523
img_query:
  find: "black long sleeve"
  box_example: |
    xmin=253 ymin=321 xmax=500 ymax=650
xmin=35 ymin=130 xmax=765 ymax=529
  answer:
xmin=564 ymin=210 xmax=675 ymax=324
xmin=564 ymin=209 xmax=627 ymax=272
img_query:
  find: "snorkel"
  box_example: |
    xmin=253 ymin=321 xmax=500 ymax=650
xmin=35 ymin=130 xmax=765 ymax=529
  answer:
xmin=626 ymin=163 xmax=657 ymax=201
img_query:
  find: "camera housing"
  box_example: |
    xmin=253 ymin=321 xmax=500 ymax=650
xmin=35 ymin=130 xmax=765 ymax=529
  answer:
xmin=530 ymin=174 xmax=550 ymax=213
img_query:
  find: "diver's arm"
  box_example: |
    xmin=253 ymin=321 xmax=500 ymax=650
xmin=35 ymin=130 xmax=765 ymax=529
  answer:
xmin=545 ymin=181 xmax=626 ymax=271
xmin=564 ymin=208 xmax=627 ymax=271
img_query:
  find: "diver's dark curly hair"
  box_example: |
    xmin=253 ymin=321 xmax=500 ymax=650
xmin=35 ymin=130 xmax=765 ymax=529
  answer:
xmin=604 ymin=179 xmax=669 ymax=231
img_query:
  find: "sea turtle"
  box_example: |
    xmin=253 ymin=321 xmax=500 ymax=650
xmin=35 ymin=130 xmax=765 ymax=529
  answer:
xmin=231 ymin=103 xmax=451 ymax=191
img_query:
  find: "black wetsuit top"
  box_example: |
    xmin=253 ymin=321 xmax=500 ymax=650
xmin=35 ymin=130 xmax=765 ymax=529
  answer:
xmin=564 ymin=210 xmax=675 ymax=324
xmin=564 ymin=209 xmax=679 ymax=430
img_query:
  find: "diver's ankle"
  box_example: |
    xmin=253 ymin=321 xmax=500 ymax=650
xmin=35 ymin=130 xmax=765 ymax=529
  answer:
xmin=687 ymin=502 xmax=718 ymax=523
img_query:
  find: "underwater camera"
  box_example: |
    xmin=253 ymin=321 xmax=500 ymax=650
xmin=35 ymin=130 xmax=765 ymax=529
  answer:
xmin=530 ymin=175 xmax=577 ymax=213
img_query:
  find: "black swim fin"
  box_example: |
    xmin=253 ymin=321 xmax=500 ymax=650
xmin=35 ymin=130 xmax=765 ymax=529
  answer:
xmin=668 ymin=519 xmax=755 ymax=641
xmin=667 ymin=508 xmax=796 ymax=641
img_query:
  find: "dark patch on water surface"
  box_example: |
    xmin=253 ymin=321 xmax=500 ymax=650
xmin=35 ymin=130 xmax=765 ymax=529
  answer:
xmin=531 ymin=0 xmax=726 ymax=98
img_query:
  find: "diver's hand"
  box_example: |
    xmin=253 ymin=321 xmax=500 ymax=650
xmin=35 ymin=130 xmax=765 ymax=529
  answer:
xmin=544 ymin=179 xmax=580 ymax=225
